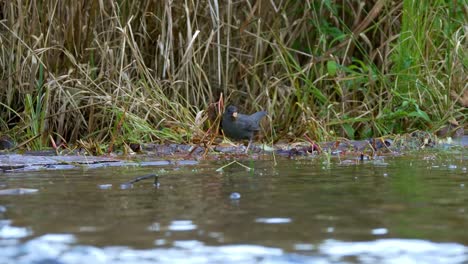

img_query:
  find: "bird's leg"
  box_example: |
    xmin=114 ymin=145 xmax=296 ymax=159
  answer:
xmin=245 ymin=139 xmax=252 ymax=153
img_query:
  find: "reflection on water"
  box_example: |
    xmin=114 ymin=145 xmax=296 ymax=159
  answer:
xmin=0 ymin=152 xmax=467 ymax=263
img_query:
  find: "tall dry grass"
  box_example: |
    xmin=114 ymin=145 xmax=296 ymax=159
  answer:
xmin=0 ymin=0 xmax=466 ymax=149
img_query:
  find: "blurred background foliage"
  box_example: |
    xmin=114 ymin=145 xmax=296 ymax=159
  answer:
xmin=0 ymin=0 xmax=466 ymax=149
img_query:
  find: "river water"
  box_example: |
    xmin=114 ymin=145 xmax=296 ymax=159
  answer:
xmin=0 ymin=151 xmax=467 ymax=263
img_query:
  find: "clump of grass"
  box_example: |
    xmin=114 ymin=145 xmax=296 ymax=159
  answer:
xmin=0 ymin=0 xmax=465 ymax=151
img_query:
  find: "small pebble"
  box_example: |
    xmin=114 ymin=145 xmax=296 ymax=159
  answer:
xmin=230 ymin=192 xmax=241 ymax=200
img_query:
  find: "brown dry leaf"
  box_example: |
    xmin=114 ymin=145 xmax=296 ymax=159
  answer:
xmin=451 ymin=90 xmax=468 ymax=107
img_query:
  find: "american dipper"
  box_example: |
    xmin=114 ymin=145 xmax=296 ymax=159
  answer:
xmin=222 ymin=105 xmax=267 ymax=151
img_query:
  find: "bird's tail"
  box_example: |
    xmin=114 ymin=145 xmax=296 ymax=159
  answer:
xmin=251 ymin=111 xmax=267 ymax=122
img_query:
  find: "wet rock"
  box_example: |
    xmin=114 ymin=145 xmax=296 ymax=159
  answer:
xmin=44 ymin=164 xmax=76 ymax=170
xmin=23 ymin=150 xmax=58 ymax=156
xmin=187 ymin=145 xmax=206 ymax=155
xmin=349 ymin=140 xmax=370 ymax=152
xmin=275 ymin=149 xmax=292 ymax=156
xmin=0 ymin=155 xmax=119 ymax=172
xmin=170 ymin=144 xmax=194 ymax=152
xmin=214 ymin=145 xmax=245 ymax=153
xmin=175 ymin=160 xmax=199 ymax=166
xmin=0 ymin=165 xmax=27 ymax=171
xmin=139 ymin=161 xmax=171 ymax=166
xmin=274 ymin=143 xmax=317 ymax=157
xmin=368 ymin=138 xmax=393 ymax=150
xmin=436 ymin=120 xmax=464 ymax=138
xmin=141 ymin=144 xmax=176 ymax=155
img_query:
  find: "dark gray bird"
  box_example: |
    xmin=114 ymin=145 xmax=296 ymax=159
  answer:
xmin=0 ymin=135 xmax=15 ymax=150
xmin=222 ymin=105 xmax=267 ymax=152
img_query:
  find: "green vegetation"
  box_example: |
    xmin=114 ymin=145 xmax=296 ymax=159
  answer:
xmin=0 ymin=0 xmax=466 ymax=150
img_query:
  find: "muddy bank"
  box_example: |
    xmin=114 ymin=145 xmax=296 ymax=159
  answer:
xmin=0 ymin=134 xmax=466 ymax=173
xmin=136 ymin=133 xmax=467 ymax=158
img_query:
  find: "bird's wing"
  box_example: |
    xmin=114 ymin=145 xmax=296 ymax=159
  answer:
xmin=245 ymin=111 xmax=267 ymax=131
xmin=250 ymin=111 xmax=267 ymax=121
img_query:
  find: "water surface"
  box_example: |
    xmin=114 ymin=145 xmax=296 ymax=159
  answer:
xmin=1 ymin=152 xmax=467 ymax=263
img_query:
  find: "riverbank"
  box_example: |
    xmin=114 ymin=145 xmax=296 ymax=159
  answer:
xmin=1 ymin=134 xmax=466 ymax=173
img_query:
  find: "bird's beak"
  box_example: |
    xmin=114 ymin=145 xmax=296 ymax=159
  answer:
xmin=232 ymin=112 xmax=238 ymax=118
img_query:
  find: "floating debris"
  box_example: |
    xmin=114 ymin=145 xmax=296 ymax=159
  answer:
xmin=216 ymin=161 xmax=253 ymax=172
xmin=175 ymin=160 xmax=199 ymax=166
